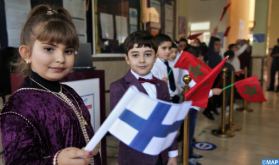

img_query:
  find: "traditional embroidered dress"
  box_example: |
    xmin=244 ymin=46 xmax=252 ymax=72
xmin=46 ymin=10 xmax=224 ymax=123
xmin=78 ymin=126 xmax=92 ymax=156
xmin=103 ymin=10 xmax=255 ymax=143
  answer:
xmin=0 ymin=71 xmax=101 ymax=165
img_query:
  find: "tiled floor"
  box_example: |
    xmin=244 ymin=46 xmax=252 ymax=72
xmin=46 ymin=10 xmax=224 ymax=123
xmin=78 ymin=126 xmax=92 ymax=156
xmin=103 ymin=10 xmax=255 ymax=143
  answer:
xmin=0 ymin=86 xmax=278 ymax=165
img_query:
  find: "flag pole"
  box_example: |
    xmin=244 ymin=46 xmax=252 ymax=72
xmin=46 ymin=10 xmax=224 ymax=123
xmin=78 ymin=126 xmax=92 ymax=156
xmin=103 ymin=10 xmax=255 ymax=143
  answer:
xmin=222 ymin=83 xmax=234 ymax=90
xmin=212 ymin=67 xmax=235 ymax=138
xmin=226 ymin=71 xmax=242 ymax=131
xmin=236 ymin=67 xmax=253 ymax=112
xmin=167 ymin=68 xmax=173 ymax=77
xmin=182 ymin=75 xmax=191 ymax=165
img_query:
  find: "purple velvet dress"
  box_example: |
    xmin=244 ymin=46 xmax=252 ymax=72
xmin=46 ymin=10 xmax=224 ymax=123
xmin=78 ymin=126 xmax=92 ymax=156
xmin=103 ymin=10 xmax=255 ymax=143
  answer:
xmin=0 ymin=72 xmax=101 ymax=165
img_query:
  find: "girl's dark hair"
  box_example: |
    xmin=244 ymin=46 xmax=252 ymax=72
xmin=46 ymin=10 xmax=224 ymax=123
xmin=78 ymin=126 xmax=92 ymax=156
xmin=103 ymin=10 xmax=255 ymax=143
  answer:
xmin=123 ymin=31 xmax=157 ymax=56
xmin=15 ymin=4 xmax=79 ymax=77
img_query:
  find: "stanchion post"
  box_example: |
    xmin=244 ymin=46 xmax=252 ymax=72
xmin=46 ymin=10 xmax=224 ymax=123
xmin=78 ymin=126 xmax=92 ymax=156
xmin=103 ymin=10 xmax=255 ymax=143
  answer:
xmin=212 ymin=68 xmax=235 ymax=138
xmin=226 ymin=71 xmax=242 ymax=131
xmin=182 ymin=75 xmax=191 ymax=165
xmin=236 ymin=67 xmax=253 ymax=112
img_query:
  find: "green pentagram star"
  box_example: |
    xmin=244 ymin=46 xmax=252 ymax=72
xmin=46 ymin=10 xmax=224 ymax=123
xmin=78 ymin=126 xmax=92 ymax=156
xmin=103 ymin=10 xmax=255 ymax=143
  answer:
xmin=186 ymin=82 xmax=209 ymax=101
xmin=189 ymin=63 xmax=205 ymax=79
xmin=243 ymin=85 xmax=260 ymax=97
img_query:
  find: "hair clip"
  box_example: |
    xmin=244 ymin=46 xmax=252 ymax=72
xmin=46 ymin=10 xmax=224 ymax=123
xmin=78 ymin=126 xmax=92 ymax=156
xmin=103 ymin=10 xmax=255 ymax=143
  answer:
xmin=46 ymin=10 xmax=58 ymax=15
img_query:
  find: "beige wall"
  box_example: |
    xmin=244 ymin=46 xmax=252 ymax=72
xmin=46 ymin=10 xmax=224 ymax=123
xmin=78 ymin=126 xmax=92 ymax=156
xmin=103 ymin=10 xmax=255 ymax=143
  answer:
xmin=269 ymin=0 xmax=279 ymax=48
xmin=188 ymin=0 xmax=227 ymax=53
xmin=93 ymin=60 xmax=130 ymax=116
xmin=226 ymin=0 xmax=251 ymax=48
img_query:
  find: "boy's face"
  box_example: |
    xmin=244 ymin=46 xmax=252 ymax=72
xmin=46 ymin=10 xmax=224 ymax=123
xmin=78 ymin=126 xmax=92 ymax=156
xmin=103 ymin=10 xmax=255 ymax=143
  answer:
xmin=125 ymin=44 xmax=157 ymax=76
xmin=178 ymin=41 xmax=187 ymax=52
xmin=169 ymin=48 xmax=178 ymax=61
xmin=157 ymin=41 xmax=172 ymax=60
xmin=214 ymin=41 xmax=221 ymax=52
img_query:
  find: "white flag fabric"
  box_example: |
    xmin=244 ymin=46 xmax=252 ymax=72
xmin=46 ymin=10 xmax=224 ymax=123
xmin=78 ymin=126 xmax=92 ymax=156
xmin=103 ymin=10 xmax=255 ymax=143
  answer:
xmin=84 ymin=86 xmax=192 ymax=155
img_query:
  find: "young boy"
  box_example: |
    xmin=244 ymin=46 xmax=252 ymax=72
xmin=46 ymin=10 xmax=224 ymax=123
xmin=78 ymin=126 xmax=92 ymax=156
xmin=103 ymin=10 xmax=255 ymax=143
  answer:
xmin=228 ymin=43 xmax=248 ymax=72
xmin=203 ymin=26 xmax=223 ymax=120
xmin=204 ymin=26 xmax=222 ymax=69
xmin=178 ymin=47 xmax=222 ymax=165
xmin=110 ymin=31 xmax=178 ymax=165
xmin=169 ymin=43 xmax=178 ymax=62
xmin=151 ymin=34 xmax=181 ymax=103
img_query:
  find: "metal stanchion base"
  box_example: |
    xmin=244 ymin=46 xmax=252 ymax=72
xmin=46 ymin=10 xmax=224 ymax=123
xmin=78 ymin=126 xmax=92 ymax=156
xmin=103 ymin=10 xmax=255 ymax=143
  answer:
xmin=236 ymin=107 xmax=253 ymax=112
xmin=226 ymin=124 xmax=242 ymax=131
xmin=211 ymin=128 xmax=235 ymax=138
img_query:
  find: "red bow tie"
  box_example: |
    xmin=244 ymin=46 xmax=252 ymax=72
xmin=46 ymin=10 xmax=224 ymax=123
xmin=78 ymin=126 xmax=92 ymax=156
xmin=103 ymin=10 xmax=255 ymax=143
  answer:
xmin=138 ymin=77 xmax=157 ymax=84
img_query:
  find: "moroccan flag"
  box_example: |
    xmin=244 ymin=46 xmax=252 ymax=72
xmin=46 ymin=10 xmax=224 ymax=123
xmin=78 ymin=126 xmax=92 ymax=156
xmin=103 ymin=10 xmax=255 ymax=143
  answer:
xmin=174 ymin=51 xmax=212 ymax=83
xmin=187 ymin=33 xmax=203 ymax=40
xmin=223 ymin=26 xmax=231 ymax=37
xmin=219 ymin=3 xmax=231 ymax=22
xmin=234 ymin=75 xmax=266 ymax=102
xmin=184 ymin=58 xmax=227 ymax=108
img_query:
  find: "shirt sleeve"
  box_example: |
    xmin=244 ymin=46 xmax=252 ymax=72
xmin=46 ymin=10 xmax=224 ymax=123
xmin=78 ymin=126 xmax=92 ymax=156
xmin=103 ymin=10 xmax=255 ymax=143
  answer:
xmin=168 ymin=150 xmax=178 ymax=157
xmin=235 ymin=44 xmax=248 ymax=57
xmin=1 ymin=114 xmax=55 ymax=165
xmin=208 ymin=89 xmax=213 ymax=98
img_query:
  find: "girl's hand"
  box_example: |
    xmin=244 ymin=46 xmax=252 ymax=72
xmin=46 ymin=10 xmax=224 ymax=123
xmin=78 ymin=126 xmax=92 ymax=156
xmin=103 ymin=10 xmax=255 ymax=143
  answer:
xmin=58 ymin=147 xmax=93 ymax=165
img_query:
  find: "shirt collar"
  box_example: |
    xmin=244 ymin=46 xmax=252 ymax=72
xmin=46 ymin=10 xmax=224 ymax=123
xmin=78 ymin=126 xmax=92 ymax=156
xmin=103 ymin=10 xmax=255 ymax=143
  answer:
xmin=130 ymin=69 xmax=153 ymax=80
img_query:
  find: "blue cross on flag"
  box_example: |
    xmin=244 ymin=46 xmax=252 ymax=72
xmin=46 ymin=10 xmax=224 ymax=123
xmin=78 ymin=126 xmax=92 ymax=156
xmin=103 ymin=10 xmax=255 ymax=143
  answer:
xmin=84 ymin=86 xmax=192 ymax=156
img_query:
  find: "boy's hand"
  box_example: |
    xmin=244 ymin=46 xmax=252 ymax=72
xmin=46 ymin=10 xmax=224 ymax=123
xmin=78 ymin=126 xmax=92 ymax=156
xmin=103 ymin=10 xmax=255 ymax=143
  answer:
xmin=212 ymin=88 xmax=222 ymax=95
xmin=176 ymin=33 xmax=185 ymax=41
xmin=212 ymin=26 xmax=218 ymax=36
xmin=162 ymin=77 xmax=169 ymax=85
xmin=167 ymin=157 xmax=177 ymax=165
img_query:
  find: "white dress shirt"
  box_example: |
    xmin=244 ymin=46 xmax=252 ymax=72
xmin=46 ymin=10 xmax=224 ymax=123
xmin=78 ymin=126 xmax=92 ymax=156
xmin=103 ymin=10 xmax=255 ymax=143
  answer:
xmin=151 ymin=58 xmax=180 ymax=98
xmin=231 ymin=44 xmax=248 ymax=72
xmin=130 ymin=70 xmax=157 ymax=99
xmin=131 ymin=69 xmax=178 ymax=158
xmin=179 ymin=69 xmax=213 ymax=111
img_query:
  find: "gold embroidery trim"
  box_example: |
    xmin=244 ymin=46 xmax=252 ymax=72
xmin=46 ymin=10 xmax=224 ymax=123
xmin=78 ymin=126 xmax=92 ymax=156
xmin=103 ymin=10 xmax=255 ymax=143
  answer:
xmin=9 ymin=87 xmax=98 ymax=165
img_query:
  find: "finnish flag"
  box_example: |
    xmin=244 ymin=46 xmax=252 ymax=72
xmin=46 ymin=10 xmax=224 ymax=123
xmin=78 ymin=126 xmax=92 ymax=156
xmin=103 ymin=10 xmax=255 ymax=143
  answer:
xmin=84 ymin=86 xmax=192 ymax=155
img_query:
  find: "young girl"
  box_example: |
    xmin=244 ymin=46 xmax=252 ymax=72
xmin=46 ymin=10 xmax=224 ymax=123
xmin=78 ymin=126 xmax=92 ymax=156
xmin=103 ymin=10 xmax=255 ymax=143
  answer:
xmin=0 ymin=5 xmax=101 ymax=165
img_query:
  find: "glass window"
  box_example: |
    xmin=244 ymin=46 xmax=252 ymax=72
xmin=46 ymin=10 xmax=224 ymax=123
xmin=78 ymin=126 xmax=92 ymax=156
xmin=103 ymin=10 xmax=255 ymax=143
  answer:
xmin=93 ymin=0 xmax=176 ymax=57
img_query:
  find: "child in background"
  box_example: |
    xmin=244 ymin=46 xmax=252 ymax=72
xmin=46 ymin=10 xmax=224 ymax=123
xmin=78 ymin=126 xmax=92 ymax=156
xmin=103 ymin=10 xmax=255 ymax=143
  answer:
xmin=0 ymin=5 xmax=101 ymax=165
xmin=110 ymin=31 xmax=178 ymax=165
xmin=178 ymin=47 xmax=222 ymax=165
xmin=151 ymin=34 xmax=180 ymax=103
xmin=203 ymin=26 xmax=223 ymax=120
xmin=169 ymin=43 xmax=178 ymax=62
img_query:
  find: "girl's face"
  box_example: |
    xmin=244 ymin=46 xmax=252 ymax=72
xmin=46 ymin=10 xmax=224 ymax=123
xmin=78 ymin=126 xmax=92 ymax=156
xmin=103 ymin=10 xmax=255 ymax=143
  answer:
xmin=29 ymin=40 xmax=75 ymax=81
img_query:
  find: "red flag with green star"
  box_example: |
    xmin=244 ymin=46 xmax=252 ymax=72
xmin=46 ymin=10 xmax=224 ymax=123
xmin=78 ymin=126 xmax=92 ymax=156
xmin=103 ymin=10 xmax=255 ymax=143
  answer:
xmin=219 ymin=3 xmax=231 ymax=22
xmin=174 ymin=51 xmax=212 ymax=83
xmin=234 ymin=75 xmax=266 ymax=102
xmin=184 ymin=58 xmax=227 ymax=108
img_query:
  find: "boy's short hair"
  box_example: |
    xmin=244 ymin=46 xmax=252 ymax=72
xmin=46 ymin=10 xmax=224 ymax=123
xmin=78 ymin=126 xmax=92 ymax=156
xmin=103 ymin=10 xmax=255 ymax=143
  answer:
xmin=186 ymin=46 xmax=201 ymax=58
xmin=224 ymin=50 xmax=235 ymax=59
xmin=214 ymin=38 xmax=221 ymax=42
xmin=228 ymin=44 xmax=236 ymax=50
xmin=123 ymin=31 xmax=157 ymax=56
xmin=172 ymin=43 xmax=177 ymax=48
xmin=179 ymin=38 xmax=188 ymax=44
xmin=155 ymin=34 xmax=172 ymax=46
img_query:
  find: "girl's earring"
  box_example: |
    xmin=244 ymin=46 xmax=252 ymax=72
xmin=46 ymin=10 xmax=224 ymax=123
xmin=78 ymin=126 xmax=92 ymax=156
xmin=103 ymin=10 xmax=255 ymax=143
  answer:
xmin=26 ymin=61 xmax=29 ymax=64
